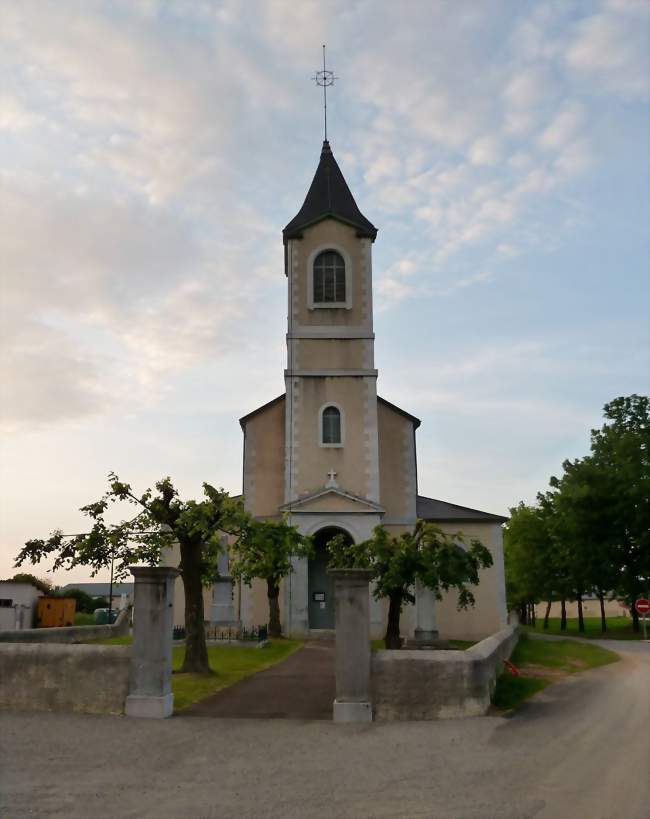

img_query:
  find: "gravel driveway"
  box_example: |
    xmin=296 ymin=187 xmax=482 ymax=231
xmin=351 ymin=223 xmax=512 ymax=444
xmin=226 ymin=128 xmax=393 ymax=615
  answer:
xmin=1 ymin=639 xmax=647 ymax=819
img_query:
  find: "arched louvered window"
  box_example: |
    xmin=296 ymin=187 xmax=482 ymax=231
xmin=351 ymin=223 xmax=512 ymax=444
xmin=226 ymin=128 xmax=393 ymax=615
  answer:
xmin=313 ymin=250 xmax=346 ymax=303
xmin=321 ymin=405 xmax=342 ymax=445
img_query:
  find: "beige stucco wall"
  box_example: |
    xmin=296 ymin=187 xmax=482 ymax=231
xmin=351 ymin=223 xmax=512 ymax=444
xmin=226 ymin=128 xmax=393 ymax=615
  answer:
xmin=162 ymin=542 xmax=215 ymax=629
xmin=536 ymin=599 xmax=628 ymax=620
xmin=288 ymin=220 xmax=371 ymax=329
xmin=243 ymin=397 xmax=285 ymax=517
xmin=377 ymin=402 xmax=417 ymax=523
xmin=292 ymin=493 xmax=378 ymax=514
xmin=294 ymin=338 xmax=369 ymax=370
xmin=291 ymin=375 xmax=372 ymax=499
xmin=434 ymin=522 xmax=508 ymax=641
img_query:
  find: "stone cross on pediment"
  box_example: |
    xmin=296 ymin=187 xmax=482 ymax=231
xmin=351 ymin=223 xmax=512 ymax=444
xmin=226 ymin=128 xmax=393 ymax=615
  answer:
xmin=326 ymin=469 xmax=338 ymax=488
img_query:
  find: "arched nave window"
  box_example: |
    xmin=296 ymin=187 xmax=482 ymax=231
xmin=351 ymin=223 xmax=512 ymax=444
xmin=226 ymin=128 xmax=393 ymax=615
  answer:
xmin=321 ymin=405 xmax=342 ymax=445
xmin=313 ymin=250 xmax=346 ymax=304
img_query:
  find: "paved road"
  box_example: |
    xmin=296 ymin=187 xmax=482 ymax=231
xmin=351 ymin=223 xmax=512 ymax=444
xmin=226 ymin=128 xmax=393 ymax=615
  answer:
xmin=1 ymin=640 xmax=648 ymax=819
xmin=183 ymin=640 xmax=335 ymax=719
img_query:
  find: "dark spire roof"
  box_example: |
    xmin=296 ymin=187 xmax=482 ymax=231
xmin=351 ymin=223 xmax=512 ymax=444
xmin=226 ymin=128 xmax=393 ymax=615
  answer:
xmin=283 ymin=141 xmax=377 ymax=244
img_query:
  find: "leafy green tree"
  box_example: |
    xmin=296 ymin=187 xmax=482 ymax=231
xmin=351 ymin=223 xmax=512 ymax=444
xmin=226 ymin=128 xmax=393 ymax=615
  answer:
xmin=589 ymin=395 xmax=649 ymax=631
xmin=547 ymin=456 xmax=620 ymax=632
xmin=537 ymin=488 xmax=580 ymax=631
xmin=504 ymin=503 xmax=554 ymax=627
xmin=328 ymin=522 xmax=493 ymax=649
xmin=229 ymin=518 xmax=312 ymax=637
xmin=6 ymin=572 xmax=54 ymax=595
xmin=56 ymin=587 xmax=106 ymax=613
xmin=15 ymin=473 xmax=250 ymax=673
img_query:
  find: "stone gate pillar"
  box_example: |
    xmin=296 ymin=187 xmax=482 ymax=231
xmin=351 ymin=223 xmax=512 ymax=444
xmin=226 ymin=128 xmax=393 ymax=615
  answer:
xmin=329 ymin=568 xmax=373 ymax=723
xmin=125 ymin=566 xmax=180 ymax=719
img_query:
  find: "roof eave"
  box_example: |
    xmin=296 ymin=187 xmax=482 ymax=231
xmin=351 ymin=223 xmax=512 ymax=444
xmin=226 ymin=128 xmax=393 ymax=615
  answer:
xmin=283 ymin=213 xmax=377 ymax=244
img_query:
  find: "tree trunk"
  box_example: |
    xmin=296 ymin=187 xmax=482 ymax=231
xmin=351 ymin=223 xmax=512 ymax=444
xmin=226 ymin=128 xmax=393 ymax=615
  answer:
xmin=384 ymin=592 xmax=403 ymax=649
xmin=631 ymin=606 xmax=640 ymax=633
xmin=519 ymin=603 xmax=528 ymax=625
xmin=530 ymin=602 xmax=536 ymax=627
xmin=577 ymin=593 xmax=585 ymax=633
xmin=543 ymin=600 xmax=551 ymax=629
xmin=598 ymin=592 xmax=607 ymax=633
xmin=267 ymin=578 xmax=281 ymax=638
xmin=180 ymin=539 xmax=211 ymax=674
xmin=560 ymin=598 xmax=567 ymax=631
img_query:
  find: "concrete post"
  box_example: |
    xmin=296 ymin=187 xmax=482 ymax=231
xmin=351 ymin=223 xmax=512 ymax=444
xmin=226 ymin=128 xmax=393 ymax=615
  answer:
xmin=412 ymin=578 xmax=440 ymax=646
xmin=125 ymin=566 xmax=180 ymax=719
xmin=328 ymin=568 xmax=373 ymax=723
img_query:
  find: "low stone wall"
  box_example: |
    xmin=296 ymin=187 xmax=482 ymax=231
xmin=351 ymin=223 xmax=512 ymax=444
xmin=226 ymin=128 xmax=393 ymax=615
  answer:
xmin=0 ymin=608 xmax=130 ymax=644
xmin=371 ymin=623 xmax=518 ymax=720
xmin=0 ymin=643 xmax=131 ymax=715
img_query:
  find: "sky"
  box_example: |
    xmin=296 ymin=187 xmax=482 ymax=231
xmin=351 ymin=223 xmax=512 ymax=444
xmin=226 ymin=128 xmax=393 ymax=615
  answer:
xmin=1 ymin=0 xmax=648 ymax=585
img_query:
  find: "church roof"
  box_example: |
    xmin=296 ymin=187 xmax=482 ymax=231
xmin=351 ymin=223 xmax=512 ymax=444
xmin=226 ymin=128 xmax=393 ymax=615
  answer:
xmin=239 ymin=394 xmax=285 ymax=428
xmin=283 ymin=141 xmax=378 ymax=244
xmin=416 ymin=495 xmax=508 ymax=524
xmin=377 ymin=396 xmax=421 ymax=428
xmin=239 ymin=394 xmax=420 ymax=429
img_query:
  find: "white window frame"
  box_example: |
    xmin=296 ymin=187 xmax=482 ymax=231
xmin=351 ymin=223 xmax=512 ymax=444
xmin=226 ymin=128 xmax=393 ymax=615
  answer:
xmin=307 ymin=245 xmax=352 ymax=310
xmin=318 ymin=402 xmax=344 ymax=448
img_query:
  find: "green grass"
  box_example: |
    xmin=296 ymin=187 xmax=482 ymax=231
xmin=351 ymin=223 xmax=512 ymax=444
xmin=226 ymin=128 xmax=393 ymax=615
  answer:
xmin=172 ymin=640 xmax=302 ymax=710
xmin=88 ymin=635 xmax=302 ymax=711
xmin=371 ymin=638 xmax=476 ymax=650
xmin=522 ymin=616 xmax=644 ymax=640
xmin=74 ymin=612 xmax=96 ymax=625
xmin=492 ymin=634 xmax=619 ymax=711
xmin=491 ymin=674 xmax=550 ymax=709
xmin=449 ymin=639 xmax=476 ymax=650
xmin=93 ymin=635 xmax=131 ymax=644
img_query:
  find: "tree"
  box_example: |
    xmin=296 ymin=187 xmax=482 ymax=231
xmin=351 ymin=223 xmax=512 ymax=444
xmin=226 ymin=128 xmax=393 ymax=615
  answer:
xmin=328 ymin=522 xmax=493 ymax=649
xmin=536 ymin=488 xmax=581 ymax=631
xmin=55 ymin=588 xmax=110 ymax=613
xmin=229 ymin=518 xmax=312 ymax=637
xmin=15 ymin=473 xmax=250 ymax=673
xmin=547 ymin=456 xmax=619 ymax=632
xmin=504 ymin=503 xmax=555 ymax=627
xmin=589 ymin=395 xmax=649 ymax=631
xmin=5 ymin=572 xmax=53 ymax=595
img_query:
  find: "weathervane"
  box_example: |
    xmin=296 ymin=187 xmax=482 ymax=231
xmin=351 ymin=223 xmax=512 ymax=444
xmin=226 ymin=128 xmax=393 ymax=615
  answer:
xmin=313 ymin=44 xmax=337 ymax=141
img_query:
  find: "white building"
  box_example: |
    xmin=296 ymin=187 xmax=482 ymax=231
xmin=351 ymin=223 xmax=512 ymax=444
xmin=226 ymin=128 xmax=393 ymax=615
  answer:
xmin=0 ymin=581 xmax=43 ymax=631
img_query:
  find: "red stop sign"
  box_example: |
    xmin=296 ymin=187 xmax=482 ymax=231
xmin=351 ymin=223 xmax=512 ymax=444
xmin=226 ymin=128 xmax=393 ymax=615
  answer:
xmin=635 ymin=598 xmax=650 ymax=615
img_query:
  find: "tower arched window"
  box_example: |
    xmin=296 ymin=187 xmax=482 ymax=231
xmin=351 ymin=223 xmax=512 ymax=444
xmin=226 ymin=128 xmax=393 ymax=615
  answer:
xmin=313 ymin=250 xmax=346 ymax=304
xmin=321 ymin=405 xmax=342 ymax=445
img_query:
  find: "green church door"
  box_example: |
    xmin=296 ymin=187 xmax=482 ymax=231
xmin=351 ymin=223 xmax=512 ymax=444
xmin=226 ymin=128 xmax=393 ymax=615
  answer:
xmin=308 ymin=527 xmax=352 ymax=630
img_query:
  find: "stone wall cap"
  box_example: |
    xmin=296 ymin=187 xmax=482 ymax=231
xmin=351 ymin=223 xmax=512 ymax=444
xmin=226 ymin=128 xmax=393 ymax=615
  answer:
xmin=327 ymin=568 xmax=374 ymax=580
xmin=129 ymin=566 xmax=181 ymax=579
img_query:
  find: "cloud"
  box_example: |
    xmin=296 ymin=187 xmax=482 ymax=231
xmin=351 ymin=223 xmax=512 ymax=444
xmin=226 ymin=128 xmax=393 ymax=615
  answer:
xmin=0 ymin=93 xmax=42 ymax=131
xmin=468 ymin=136 xmax=501 ymax=166
xmin=566 ymin=0 xmax=650 ymax=99
xmin=0 ymin=319 xmax=108 ymax=430
xmin=539 ymin=103 xmax=584 ymax=150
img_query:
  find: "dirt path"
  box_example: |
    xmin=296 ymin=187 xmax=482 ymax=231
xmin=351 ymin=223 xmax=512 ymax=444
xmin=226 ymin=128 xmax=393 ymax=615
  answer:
xmin=182 ymin=639 xmax=335 ymax=719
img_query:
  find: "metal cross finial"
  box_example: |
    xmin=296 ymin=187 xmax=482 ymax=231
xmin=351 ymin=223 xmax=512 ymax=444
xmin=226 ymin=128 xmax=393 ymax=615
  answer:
xmin=313 ymin=44 xmax=337 ymax=141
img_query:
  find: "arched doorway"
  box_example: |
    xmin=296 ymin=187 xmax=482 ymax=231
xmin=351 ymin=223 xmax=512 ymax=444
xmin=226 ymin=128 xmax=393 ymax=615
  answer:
xmin=308 ymin=527 xmax=353 ymax=629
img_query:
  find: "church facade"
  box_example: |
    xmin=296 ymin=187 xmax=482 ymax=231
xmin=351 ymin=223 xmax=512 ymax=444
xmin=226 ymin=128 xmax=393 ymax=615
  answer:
xmin=172 ymin=140 xmax=508 ymax=641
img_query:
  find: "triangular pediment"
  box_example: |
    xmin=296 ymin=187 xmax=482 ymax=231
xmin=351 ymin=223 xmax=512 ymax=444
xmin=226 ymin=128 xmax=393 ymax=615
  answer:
xmin=280 ymin=487 xmax=384 ymax=515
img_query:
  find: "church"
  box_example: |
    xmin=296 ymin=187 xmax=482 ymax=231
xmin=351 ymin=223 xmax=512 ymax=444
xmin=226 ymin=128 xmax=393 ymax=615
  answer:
xmin=172 ymin=139 xmax=507 ymax=642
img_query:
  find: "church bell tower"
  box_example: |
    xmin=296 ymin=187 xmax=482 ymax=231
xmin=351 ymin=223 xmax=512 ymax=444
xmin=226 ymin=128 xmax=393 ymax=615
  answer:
xmin=282 ymin=140 xmax=380 ymax=507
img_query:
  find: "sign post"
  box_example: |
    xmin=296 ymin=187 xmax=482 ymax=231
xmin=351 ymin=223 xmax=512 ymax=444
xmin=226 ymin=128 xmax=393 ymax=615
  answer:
xmin=634 ymin=598 xmax=650 ymax=641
